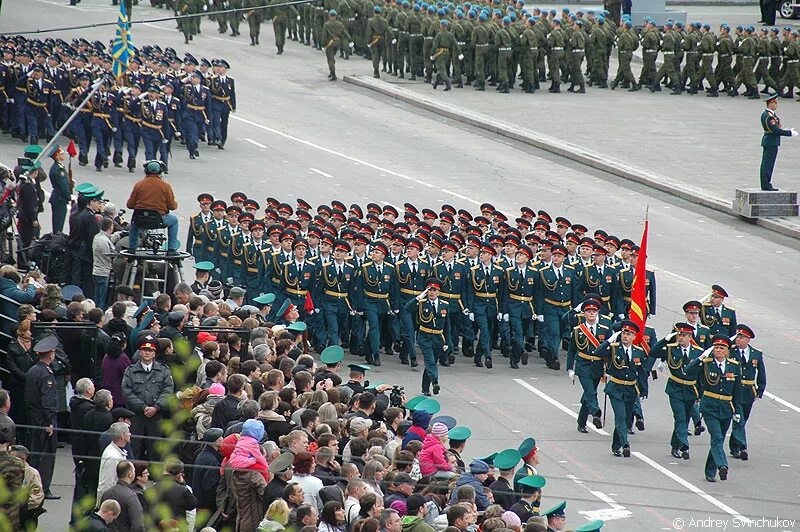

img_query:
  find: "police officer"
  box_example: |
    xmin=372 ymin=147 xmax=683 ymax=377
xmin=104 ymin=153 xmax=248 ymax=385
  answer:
xmin=406 ymin=278 xmax=450 ymax=396
xmin=25 ymin=335 xmax=61 ymax=500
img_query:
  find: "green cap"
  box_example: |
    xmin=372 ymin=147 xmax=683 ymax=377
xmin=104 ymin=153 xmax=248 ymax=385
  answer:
xmin=542 ymin=501 xmax=567 ymax=517
xmin=287 ymin=321 xmax=307 ymax=333
xmin=320 ymin=345 xmax=344 ymax=365
xmin=448 ymin=426 xmax=472 ymax=441
xmin=574 ymin=520 xmax=604 ymax=532
xmin=474 ymin=452 xmax=497 ymax=466
xmin=347 ymin=363 xmax=371 ymax=374
xmin=518 ymin=437 xmax=536 ymax=458
xmin=23 ymin=145 xmax=43 ymax=157
xmin=406 ymin=395 xmax=428 ymax=411
xmin=84 ymin=188 xmax=104 ymax=199
xmin=493 ymin=448 xmax=521 ymax=470
xmin=365 ymin=381 xmax=385 ymax=390
xmin=253 ymin=293 xmax=276 ymax=305
xmin=415 ymin=398 xmax=441 ymax=414
xmin=518 ymin=474 xmax=546 ymax=489
xmin=194 ymin=261 xmax=215 ymax=271
xmin=74 ymin=183 xmax=96 ymax=194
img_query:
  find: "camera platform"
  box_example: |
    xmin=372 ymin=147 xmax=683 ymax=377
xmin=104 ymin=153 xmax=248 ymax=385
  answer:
xmin=118 ymin=249 xmax=191 ymax=301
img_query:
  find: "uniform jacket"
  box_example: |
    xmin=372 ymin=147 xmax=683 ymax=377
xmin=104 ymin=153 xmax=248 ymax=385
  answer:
xmin=761 ymin=109 xmax=791 ymax=148
xmin=355 ymin=261 xmax=399 ymax=311
xmin=48 ymin=161 xmax=71 ymax=206
xmin=566 ymin=318 xmax=612 ymax=378
xmin=121 ymin=360 xmax=175 ymax=415
xmin=687 ymin=356 xmax=742 ymax=419
xmin=731 ymin=345 xmax=766 ymax=402
xmin=594 ymin=340 xmax=648 ymax=401
xmin=535 ymin=263 xmax=579 ymax=312
xmin=466 ymin=262 xmax=504 ymax=313
xmin=647 ymin=340 xmax=703 ymax=401
xmin=700 ymin=303 xmax=737 ymax=337
xmin=25 ymin=361 xmax=58 ymax=425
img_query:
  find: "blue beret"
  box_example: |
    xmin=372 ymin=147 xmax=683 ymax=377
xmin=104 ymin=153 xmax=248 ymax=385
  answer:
xmin=402 ymin=1 xmax=409 ymax=7
xmin=576 ymin=9 xmax=583 ymax=14
xmin=703 ymin=23 xmax=711 ymax=29
xmin=665 ymin=21 xmax=673 ymax=27
xmin=569 ymin=13 xmax=576 ymax=20
xmin=552 ymin=17 xmax=561 ymax=24
xmin=509 ymin=12 xmax=516 ymax=20
xmin=502 ymin=15 xmax=511 ymax=24
xmin=374 ymin=4 xmax=382 ymax=12
xmin=456 ymin=10 xmax=463 ymax=18
xmin=413 ymin=4 xmax=420 ymax=10
xmin=328 ymin=8 xmax=336 ymax=15
xmin=437 ymin=8 xmax=445 ymax=15
xmin=549 ymin=9 xmax=556 ymax=15
xmin=562 ymin=6 xmax=570 ymax=12
xmin=478 ymin=12 xmax=487 ymax=20
xmin=596 ymin=15 xmax=604 ymax=23
xmin=427 ymin=6 xmax=435 ymax=13
xmin=518 ymin=0 xmax=525 ymax=4
xmin=493 ymin=8 xmax=502 ymax=16
xmin=784 ymin=25 xmax=793 ymax=31
xmin=624 ymin=21 xmax=632 ymax=28
xmin=440 ymin=18 xmax=448 ymax=25
xmin=736 ymin=25 xmax=744 ymax=30
xmin=468 ymin=9 xmax=476 ymax=17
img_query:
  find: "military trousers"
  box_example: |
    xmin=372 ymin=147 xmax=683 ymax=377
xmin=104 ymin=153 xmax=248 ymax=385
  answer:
xmin=326 ymin=45 xmax=339 ymax=75
xmin=613 ymin=51 xmax=635 ymax=84
xmin=548 ymin=50 xmax=563 ymax=83
xmin=322 ymin=299 xmax=350 ymax=347
xmin=508 ymin=301 xmax=533 ymax=364
xmin=701 ymin=55 xmax=717 ymax=89
xmin=571 ymin=51 xmax=585 ymax=85
xmin=398 ymin=296 xmax=418 ymax=363
xmin=729 ymin=399 xmax=754 ymax=452
xmin=702 ymin=411 xmax=732 ymax=478
xmin=410 ymin=36 xmax=423 ymax=75
xmin=609 ymin=393 xmax=635 ymax=451
xmin=540 ymin=304 xmax=564 ymax=364
xmin=473 ymin=303 xmax=496 ymax=362
xmin=577 ymin=374 xmax=602 ymax=428
xmin=274 ymin=19 xmax=288 ymax=49
xmin=364 ymin=300 xmax=388 ymax=363
xmin=417 ymin=332 xmax=442 ymax=393
xmin=371 ymin=41 xmax=385 ymax=73
xmin=29 ymin=423 xmax=56 ymax=492
xmin=760 ymin=145 xmax=779 ymax=189
xmin=474 ymin=45 xmax=489 ymax=82
xmin=734 ymin=57 xmax=757 ymax=90
xmin=640 ymin=51 xmax=657 ymax=84
xmin=669 ymin=395 xmax=694 ymax=451
xmin=755 ymin=57 xmax=777 ymax=90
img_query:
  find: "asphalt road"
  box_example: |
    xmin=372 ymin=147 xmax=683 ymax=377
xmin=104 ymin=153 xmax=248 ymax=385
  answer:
xmin=2 ymin=1 xmax=800 ymax=530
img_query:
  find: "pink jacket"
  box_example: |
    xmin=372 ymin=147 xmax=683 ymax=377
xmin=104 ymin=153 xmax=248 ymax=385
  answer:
xmin=418 ymin=433 xmax=452 ymax=476
xmin=228 ymin=435 xmax=270 ymax=481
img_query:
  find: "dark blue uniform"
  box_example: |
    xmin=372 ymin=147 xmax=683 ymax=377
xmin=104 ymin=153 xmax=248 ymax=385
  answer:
xmin=90 ymin=89 xmax=118 ymax=170
xmin=140 ymin=98 xmax=168 ymax=162
xmin=182 ymin=82 xmax=211 ymax=157
xmin=161 ymin=94 xmax=182 ymax=165
xmin=20 ymin=75 xmax=54 ymax=144
xmin=25 ymin=358 xmax=59 ymax=493
xmin=395 ymin=258 xmax=430 ymax=364
xmin=209 ymin=74 xmax=236 ymax=147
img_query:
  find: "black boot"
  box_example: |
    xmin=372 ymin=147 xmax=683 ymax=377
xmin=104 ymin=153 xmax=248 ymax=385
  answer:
xmin=500 ymin=81 xmax=509 ymax=93
xmin=567 ymin=83 xmax=575 ymax=92
xmin=113 ymin=151 xmax=123 ymax=167
xmin=551 ymin=82 xmax=560 ymax=93
xmin=433 ymin=78 xmax=439 ymax=89
xmin=127 ymin=155 xmax=135 ymax=172
xmin=444 ymin=79 xmax=452 ymax=91
xmin=610 ymin=79 xmax=618 ymax=90
xmin=576 ymin=83 xmax=585 ymax=93
xmin=475 ymin=80 xmax=485 ymax=91
xmin=628 ymin=82 xmax=641 ymax=92
xmin=649 ymin=82 xmax=661 ymax=92
xmin=748 ymin=87 xmax=760 ymax=99
xmin=707 ymin=88 xmax=719 ymax=97
xmin=373 ymin=68 xmax=380 ymax=79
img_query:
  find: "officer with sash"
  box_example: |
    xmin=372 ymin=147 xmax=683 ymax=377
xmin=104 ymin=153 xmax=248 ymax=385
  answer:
xmin=686 ymin=335 xmax=742 ymax=482
xmin=567 ymin=298 xmax=612 ymax=433
xmin=405 ymin=277 xmax=450 ymax=396
xmin=647 ymin=322 xmax=703 ymax=460
xmin=594 ymin=320 xmax=648 ymax=457
xmin=728 ymin=324 xmax=766 ymax=461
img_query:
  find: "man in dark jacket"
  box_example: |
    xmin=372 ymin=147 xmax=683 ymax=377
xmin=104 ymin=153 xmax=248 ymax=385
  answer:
xmin=150 ymin=459 xmax=198 ymax=528
xmin=75 ymin=499 xmax=121 ymax=531
xmin=211 ymin=374 xmax=246 ymax=429
xmin=121 ymin=334 xmax=174 ymax=461
xmin=99 ymin=460 xmax=145 ymax=532
xmin=69 ymin=377 xmax=96 ymax=522
xmin=264 ymin=452 xmax=294 ymax=510
xmin=68 ymin=189 xmax=103 ymax=297
xmin=192 ymin=428 xmax=223 ymax=524
xmin=48 ymin=144 xmax=71 ymax=234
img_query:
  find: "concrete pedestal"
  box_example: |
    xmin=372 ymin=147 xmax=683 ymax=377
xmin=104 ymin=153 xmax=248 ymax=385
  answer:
xmin=732 ymin=188 xmax=799 ymax=218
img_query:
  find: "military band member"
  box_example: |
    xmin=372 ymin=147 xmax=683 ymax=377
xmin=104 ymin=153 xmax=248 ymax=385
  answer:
xmin=567 ymin=298 xmax=611 ymax=432
xmin=406 ymin=278 xmax=450 ymax=396
xmin=728 ymin=324 xmax=766 ymax=461
xmin=686 ymin=335 xmax=742 ymax=482
xmin=594 ymin=320 xmax=648 ymax=457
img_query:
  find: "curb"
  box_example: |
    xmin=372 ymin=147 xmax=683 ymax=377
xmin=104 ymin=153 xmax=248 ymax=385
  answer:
xmin=343 ymin=75 xmax=800 ymax=240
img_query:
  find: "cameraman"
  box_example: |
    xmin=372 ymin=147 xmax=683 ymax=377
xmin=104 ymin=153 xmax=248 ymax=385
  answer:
xmin=125 ymin=160 xmax=179 ymax=253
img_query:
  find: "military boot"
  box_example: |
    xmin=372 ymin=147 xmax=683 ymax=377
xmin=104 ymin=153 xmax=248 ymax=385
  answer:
xmin=433 ymin=77 xmax=439 ymax=89
xmin=499 ymin=81 xmax=509 ymax=93
xmin=567 ymin=83 xmax=575 ymax=92
xmin=475 ymin=80 xmax=485 ymax=91
xmin=373 ymin=68 xmax=380 ymax=79
xmin=576 ymin=83 xmax=586 ymax=93
xmin=127 ymin=156 xmax=135 ymax=173
xmin=444 ymin=78 xmax=452 ymax=91
xmin=113 ymin=151 xmax=123 ymax=167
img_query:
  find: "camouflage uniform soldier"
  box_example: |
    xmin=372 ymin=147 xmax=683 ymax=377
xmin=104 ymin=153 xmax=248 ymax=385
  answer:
xmin=716 ymin=24 xmax=735 ymax=91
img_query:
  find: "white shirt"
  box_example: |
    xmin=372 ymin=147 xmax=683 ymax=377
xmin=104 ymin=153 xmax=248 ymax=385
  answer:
xmin=141 ymin=363 xmax=153 ymax=372
xmin=407 ymin=259 xmax=418 ymax=273
xmin=739 ymin=347 xmax=750 ymax=363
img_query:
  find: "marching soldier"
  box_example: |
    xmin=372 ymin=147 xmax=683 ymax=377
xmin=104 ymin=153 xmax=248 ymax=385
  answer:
xmin=367 ymin=6 xmax=389 ymax=78
xmin=120 ymin=84 xmax=143 ymax=173
xmin=594 ymin=320 xmax=648 ymax=458
xmin=160 ymin=82 xmax=182 ymax=171
xmin=466 ymin=242 xmax=504 ymax=369
xmin=581 ymin=245 xmax=624 ymax=320
xmin=728 ymin=324 xmax=766 ymax=461
xmin=434 ymin=240 xmax=470 ymax=360
xmin=21 ymin=65 xmax=54 ymax=145
xmin=140 ymin=86 xmax=167 ymax=164
xmin=90 ymin=79 xmax=117 ymax=172
xmin=209 ymin=60 xmax=235 ymax=148
xmin=686 ymin=335 xmax=742 ymax=482
xmin=502 ymin=245 xmax=537 ymax=369
xmin=181 ymin=71 xmax=210 ymax=159
xmin=244 ymin=0 xmax=265 ymax=46
xmin=546 ymin=18 xmax=565 ymax=93
xmin=65 ymin=74 xmax=93 ymax=167
xmin=535 ymin=244 xmax=577 ymax=371
xmin=731 ymin=26 xmax=760 ymax=98
xmin=321 ymin=10 xmax=353 ymax=81
xmin=279 ymin=238 xmax=319 ymax=336
xmin=519 ymin=17 xmax=540 ymax=93
xmin=396 ymin=238 xmax=429 ymax=366
xmin=611 ymin=21 xmax=638 ymax=90
xmin=471 ymin=12 xmax=490 ymax=91
xmin=568 ymin=20 xmax=586 ymax=93
xmin=354 ymin=241 xmax=399 ymax=366
xmin=566 ymin=298 xmax=612 ymax=432
xmin=405 ymin=277 xmax=450 ymax=396
xmin=318 ymin=239 xmax=357 ymax=348
xmin=431 ymin=19 xmax=457 ymax=91
xmin=242 ymin=220 xmax=270 ymax=303
xmin=700 ymin=284 xmax=737 ymax=337
xmin=699 ymin=24 xmax=719 ymax=96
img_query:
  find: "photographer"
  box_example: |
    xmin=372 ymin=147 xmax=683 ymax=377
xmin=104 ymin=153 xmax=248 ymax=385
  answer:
xmin=125 ymin=160 xmax=179 ymax=253
xmin=93 ymin=217 xmax=123 ymax=310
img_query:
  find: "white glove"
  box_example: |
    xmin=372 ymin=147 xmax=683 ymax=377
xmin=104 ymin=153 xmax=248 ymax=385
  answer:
xmin=536 ymin=315 xmax=544 ymax=322
xmin=313 ymin=308 xmax=321 ymax=314
xmin=350 ymin=310 xmax=357 ymax=316
xmin=226 ymin=277 xmax=234 ymax=285
xmin=203 ymin=3 xmax=208 ymax=11
xmin=297 ymin=15 xmax=301 ymax=20
xmin=468 ymin=312 xmax=474 ymax=322
xmin=503 ymin=313 xmax=509 ymax=322
xmin=496 ymin=313 xmax=503 ymax=321
xmin=701 ymin=346 xmax=714 ymax=360
xmin=618 ymin=314 xmax=626 ymax=320
xmin=392 ymin=38 xmax=397 ymax=44
xmin=573 ymin=303 xmax=582 ymax=312
xmin=111 ymin=127 xmax=117 ymax=132
xmin=657 ymin=360 xmax=665 ymax=373
xmin=791 ymin=128 xmax=799 ymax=137
xmin=349 ymin=42 xmax=355 ymax=49
xmin=458 ymin=53 xmax=464 ymax=60
xmin=665 ymin=332 xmax=678 ymax=341
xmin=175 ymin=131 xmax=182 ymax=138
xmin=120 ymin=87 xmax=131 ymax=94
xmin=733 ymin=414 xmax=741 ymax=423
xmin=442 ymin=344 xmax=449 ymax=352
xmin=162 ymin=138 xmax=169 ymax=144
xmin=568 ymin=369 xmax=575 ymax=379
xmin=609 ymin=330 xmax=621 ymax=342
xmin=462 ymin=308 xmax=470 ymax=316
xmin=205 ymin=120 xmax=211 ymax=125
xmin=429 ymin=55 xmax=434 ymax=60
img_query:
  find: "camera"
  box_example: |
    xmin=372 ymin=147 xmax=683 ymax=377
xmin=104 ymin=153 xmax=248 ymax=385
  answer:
xmin=389 ymin=385 xmax=404 ymax=408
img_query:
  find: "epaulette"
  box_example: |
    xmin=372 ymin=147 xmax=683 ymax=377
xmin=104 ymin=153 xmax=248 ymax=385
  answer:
xmin=564 ymin=264 xmax=575 ymax=270
xmin=282 ymin=260 xmax=293 ymax=266
xmin=597 ymin=323 xmax=610 ymax=330
xmin=362 ymin=261 xmax=374 ymax=268
xmin=610 ymin=342 xmax=620 ymax=348
xmin=440 ymin=299 xmax=450 ymax=305
xmin=344 ymin=261 xmax=354 ymax=267
xmin=384 ymin=261 xmax=395 ymax=268
xmin=455 ymin=258 xmax=466 ymax=264
xmin=470 ymin=264 xmax=480 ymax=270
xmin=420 ymin=257 xmax=430 ymax=263
xmin=702 ymin=302 xmax=712 ymax=307
xmin=505 ymin=266 xmax=515 ymax=272
xmin=727 ymin=358 xmax=739 ymax=365
xmin=703 ymin=358 xmax=714 ymax=364
xmin=322 ymin=261 xmax=332 ymax=267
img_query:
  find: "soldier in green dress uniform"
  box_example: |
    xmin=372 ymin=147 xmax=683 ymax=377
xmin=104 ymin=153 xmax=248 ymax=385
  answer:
xmin=322 ymin=10 xmax=354 ymax=80
xmin=405 ymin=277 xmax=450 ymax=396
xmin=466 ymin=242 xmax=504 ymax=369
xmin=700 ymin=284 xmax=737 ymax=337
xmin=502 ymin=245 xmax=537 ymax=369
xmin=728 ymin=324 xmax=766 ymax=461
xmin=354 ymin=241 xmax=399 ymax=366
xmin=187 ymin=193 xmax=213 ymax=261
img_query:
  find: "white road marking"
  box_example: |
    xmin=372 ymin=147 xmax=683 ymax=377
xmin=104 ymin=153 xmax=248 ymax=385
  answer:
xmin=514 ymin=379 xmax=609 ymax=436
xmin=566 ymin=474 xmax=632 ymax=522
xmin=310 ymin=168 xmax=333 ymax=178
xmin=633 ymin=452 xmax=751 ymax=524
xmin=244 ymin=138 xmax=267 ymax=149
xmin=764 ymin=392 xmax=800 ymax=415
xmin=515 ymin=379 xmax=751 ymax=524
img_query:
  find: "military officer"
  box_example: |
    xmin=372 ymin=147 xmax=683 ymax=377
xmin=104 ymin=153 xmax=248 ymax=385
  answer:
xmin=686 ymin=335 xmax=742 ymax=482
xmin=279 ymin=237 xmax=319 ymax=324
xmin=431 ymin=19 xmax=457 ymax=91
xmin=647 ymin=323 xmax=703 ymax=459
xmin=21 ymin=65 xmax=54 ymax=145
xmin=191 ymin=261 xmax=215 ymax=294
xmin=202 ymin=200 xmax=227 ymax=267
xmin=759 ymin=92 xmax=796 ymax=190
xmin=535 ymin=244 xmax=578 ymax=370
xmin=160 ymin=83 xmax=182 ymax=172
xmin=242 ymin=220 xmax=269 ymax=303
xmin=322 ymin=10 xmax=353 ymax=81
xmin=433 ymin=240 xmax=470 ymax=360
xmin=488 ymin=448 xmax=520 ymax=510
xmin=47 ymin=144 xmax=71 ymax=234
xmin=182 ymin=71 xmax=210 ymax=159
xmin=582 ymin=245 xmax=624 ymax=319
xmin=354 ymin=241 xmax=399 ymax=366
xmin=567 ymin=298 xmax=612 ymax=432
xmin=594 ymin=320 xmax=648 ymax=457
xmin=140 ymin=86 xmax=168 ymax=163
xmin=187 ymin=193 xmax=214 ymax=260
xmin=513 ymin=437 xmax=540 ymax=490
xmin=502 ymin=245 xmax=537 ymax=369
xmin=25 ymin=335 xmax=60 ymax=499
xmin=683 ymin=300 xmax=711 ymax=349
xmin=214 ymin=206 xmax=241 ymax=280
xmin=466 ymin=242 xmax=504 ymax=369
xmin=90 ymin=79 xmax=117 ymax=172
xmin=728 ymin=324 xmax=766 ymax=461
xmin=209 ymin=60 xmax=235 ymax=149
xmin=405 ymin=278 xmax=450 ymax=396
xmin=231 ymin=212 xmax=254 ymax=287
xmin=367 ymin=6 xmax=390 ymax=78
xmin=510 ymin=475 xmax=545 ymax=521
xmin=319 ymin=239 xmax=358 ymax=348
xmin=701 ymin=284 xmax=737 ymax=336
xmin=395 ymin=238 xmax=429 ymax=366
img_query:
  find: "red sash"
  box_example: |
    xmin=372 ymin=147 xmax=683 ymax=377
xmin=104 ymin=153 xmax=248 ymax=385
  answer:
xmin=578 ymin=323 xmax=601 ymax=348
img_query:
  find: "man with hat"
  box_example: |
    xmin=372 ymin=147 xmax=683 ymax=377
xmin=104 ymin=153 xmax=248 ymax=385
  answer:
xmin=89 ymin=79 xmax=118 ymax=172
xmin=181 ymin=71 xmax=211 ymax=159
xmin=729 ymin=324 xmax=766 ymax=461
xmin=447 ymin=426 xmax=471 ymax=472
xmin=450 ymin=459 xmax=492 ymax=510
xmin=121 ymin=334 xmax=175 ymax=462
xmin=434 ymin=239 xmax=471 ymax=358
xmin=15 ymin=148 xmax=43 ymax=249
xmin=760 ymin=88 xmax=797 ymax=190
xmin=489 ymin=448 xmax=521 ymax=510
xmin=140 ymin=85 xmax=168 ymax=165
xmin=321 ymin=10 xmax=353 ymax=81
xmin=19 ymin=64 xmax=54 ymax=145
xmin=191 ymin=261 xmax=215 ymax=295
xmin=242 ymin=220 xmax=270 ymax=304
xmin=47 ymin=143 xmax=71 ymax=233
xmin=535 ymin=244 xmax=578 ymax=371
xmin=68 ymin=184 xmax=103 ymax=297
xmin=466 ymin=242 xmax=504 ymax=368
xmin=253 ymin=292 xmax=276 ymax=322
xmin=567 ymin=298 xmax=612 ymax=432
xmin=319 ymin=239 xmax=358 ymax=349
xmin=514 ymin=437 xmax=540 ymax=491
xmin=187 ymin=194 xmax=214 ymax=261
xmin=191 ymin=427 xmax=224 ymax=520
xmin=396 ymin=237 xmax=430 ymax=366
xmin=509 ymin=474 xmax=546 ymax=522
xmin=279 ymin=237 xmax=319 ymax=339
xmin=264 ymin=452 xmax=295 ymax=509
xmin=354 ymin=241 xmax=399 ymax=366
xmin=126 ymin=159 xmax=180 ymax=254
xmin=502 ymin=244 xmax=538 ymax=369
xmin=208 ymin=59 xmax=235 ymax=149
xmin=582 ymin=244 xmax=624 ymax=320
xmin=406 ymin=278 xmax=450 ymax=396
xmin=700 ymin=284 xmax=737 ymax=337
xmin=316 ymin=345 xmax=345 ymax=387
xmin=686 ymin=335 xmax=742 ymax=482
xmin=24 ymin=335 xmax=61 ymax=499
xmin=542 ymin=501 xmax=567 ymax=530
xmin=647 ymin=323 xmax=704 ymax=459
xmin=594 ymin=320 xmax=647 ymax=457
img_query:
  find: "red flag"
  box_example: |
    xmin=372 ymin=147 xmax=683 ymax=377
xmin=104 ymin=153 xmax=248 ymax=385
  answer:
xmin=304 ymin=291 xmax=315 ymax=313
xmin=67 ymin=139 xmax=78 ymax=158
xmin=629 ymin=210 xmax=649 ymax=345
